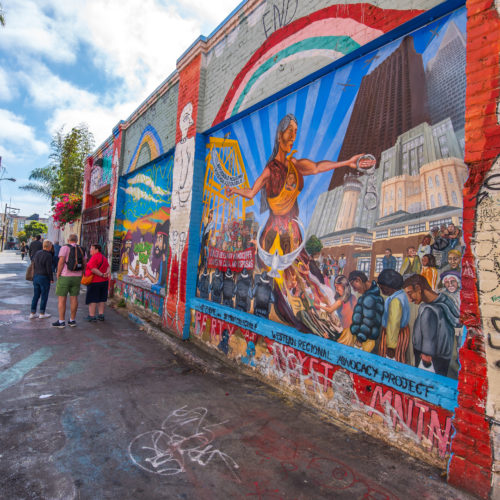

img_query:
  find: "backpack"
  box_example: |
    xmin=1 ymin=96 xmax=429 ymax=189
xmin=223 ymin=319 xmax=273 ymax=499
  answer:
xmin=66 ymin=244 xmax=85 ymax=271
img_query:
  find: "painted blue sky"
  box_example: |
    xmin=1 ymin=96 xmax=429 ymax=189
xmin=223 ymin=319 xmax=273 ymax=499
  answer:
xmin=210 ymin=8 xmax=466 ymax=229
xmin=0 ymin=0 xmax=242 ymax=216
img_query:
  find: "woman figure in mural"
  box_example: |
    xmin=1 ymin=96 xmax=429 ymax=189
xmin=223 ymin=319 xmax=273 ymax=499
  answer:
xmin=226 ymin=114 xmax=375 ymax=254
xmin=225 ymin=114 xmax=373 ymax=334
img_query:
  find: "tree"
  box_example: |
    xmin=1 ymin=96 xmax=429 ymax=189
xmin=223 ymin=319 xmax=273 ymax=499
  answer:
xmin=17 ymin=231 xmax=27 ymax=243
xmin=24 ymin=221 xmax=48 ymax=240
xmin=0 ymin=3 xmax=5 ymax=27
xmin=305 ymin=235 xmax=323 ymax=256
xmin=20 ymin=124 xmax=95 ymax=201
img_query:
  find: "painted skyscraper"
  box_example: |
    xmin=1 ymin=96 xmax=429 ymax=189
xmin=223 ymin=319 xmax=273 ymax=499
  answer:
xmin=425 ymin=21 xmax=466 ymax=133
xmin=328 ymin=36 xmax=430 ymax=190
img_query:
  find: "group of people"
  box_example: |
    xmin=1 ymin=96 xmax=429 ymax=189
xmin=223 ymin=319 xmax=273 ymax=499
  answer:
xmin=28 ymin=234 xmax=110 ymax=327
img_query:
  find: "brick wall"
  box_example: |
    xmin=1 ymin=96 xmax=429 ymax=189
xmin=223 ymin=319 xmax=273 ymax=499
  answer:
xmin=447 ymin=1 xmax=500 ymax=497
xmin=121 ymin=82 xmax=178 ymax=174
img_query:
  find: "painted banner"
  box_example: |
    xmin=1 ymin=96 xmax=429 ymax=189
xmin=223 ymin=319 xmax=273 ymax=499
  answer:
xmin=207 ymin=246 xmax=255 ymax=271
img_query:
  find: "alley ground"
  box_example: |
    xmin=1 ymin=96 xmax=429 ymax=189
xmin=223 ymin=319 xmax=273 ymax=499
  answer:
xmin=0 ymin=250 xmax=473 ymax=499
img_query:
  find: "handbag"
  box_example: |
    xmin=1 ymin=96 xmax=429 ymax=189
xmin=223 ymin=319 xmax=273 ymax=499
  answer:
xmin=25 ymin=262 xmax=34 ymax=281
xmin=81 ymin=273 xmax=94 ymax=286
xmin=82 ymin=254 xmax=105 ymax=286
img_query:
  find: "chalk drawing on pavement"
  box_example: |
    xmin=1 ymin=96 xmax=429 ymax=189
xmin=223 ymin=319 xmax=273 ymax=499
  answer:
xmin=128 ymin=406 xmax=240 ymax=478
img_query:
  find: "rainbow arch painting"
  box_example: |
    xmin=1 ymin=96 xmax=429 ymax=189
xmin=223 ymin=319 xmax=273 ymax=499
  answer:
xmin=213 ymin=3 xmax=425 ymax=124
xmin=126 ymin=124 xmax=164 ymax=173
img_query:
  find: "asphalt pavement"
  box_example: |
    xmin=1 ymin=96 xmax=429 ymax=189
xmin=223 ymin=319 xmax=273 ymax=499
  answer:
xmin=0 ymin=250 xmax=474 ymax=499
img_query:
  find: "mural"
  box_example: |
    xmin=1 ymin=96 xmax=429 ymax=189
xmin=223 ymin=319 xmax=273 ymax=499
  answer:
xmin=126 ymin=124 xmax=164 ymax=174
xmin=196 ymin=10 xmax=467 ymax=380
xmin=164 ymin=102 xmax=196 ymax=334
xmin=114 ymin=154 xmax=174 ymax=296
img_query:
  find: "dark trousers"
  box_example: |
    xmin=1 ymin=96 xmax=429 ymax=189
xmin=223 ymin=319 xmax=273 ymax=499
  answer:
xmin=414 ymin=349 xmax=450 ymax=377
xmin=31 ymin=275 xmax=51 ymax=314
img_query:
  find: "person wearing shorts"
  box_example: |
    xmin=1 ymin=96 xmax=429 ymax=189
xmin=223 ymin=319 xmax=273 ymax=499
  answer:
xmin=53 ymin=234 xmax=86 ymax=328
xmin=84 ymin=244 xmax=110 ymax=322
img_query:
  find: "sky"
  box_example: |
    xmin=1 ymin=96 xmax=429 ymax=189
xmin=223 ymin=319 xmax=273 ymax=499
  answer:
xmin=0 ymin=0 xmax=243 ymax=218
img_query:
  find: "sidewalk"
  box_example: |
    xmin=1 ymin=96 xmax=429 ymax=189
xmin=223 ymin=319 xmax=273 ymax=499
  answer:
xmin=0 ymin=250 xmax=474 ymax=499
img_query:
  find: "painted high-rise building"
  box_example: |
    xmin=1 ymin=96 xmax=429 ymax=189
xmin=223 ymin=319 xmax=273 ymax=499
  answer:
xmin=328 ymin=35 xmax=430 ymax=190
xmin=425 ymin=21 xmax=466 ymax=134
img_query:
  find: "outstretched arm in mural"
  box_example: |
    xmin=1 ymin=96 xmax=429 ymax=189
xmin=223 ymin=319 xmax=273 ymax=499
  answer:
xmin=293 ymin=154 xmax=375 ymax=176
xmin=226 ymin=167 xmax=270 ymax=199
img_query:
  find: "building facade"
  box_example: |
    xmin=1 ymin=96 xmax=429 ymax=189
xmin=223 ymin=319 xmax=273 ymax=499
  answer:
xmin=83 ymin=1 xmax=500 ymax=497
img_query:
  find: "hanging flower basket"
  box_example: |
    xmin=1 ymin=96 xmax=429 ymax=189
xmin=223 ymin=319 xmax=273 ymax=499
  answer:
xmin=52 ymin=193 xmax=82 ymax=228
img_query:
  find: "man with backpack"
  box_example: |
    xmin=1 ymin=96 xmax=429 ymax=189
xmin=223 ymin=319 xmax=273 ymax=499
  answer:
xmin=53 ymin=234 xmax=86 ymax=328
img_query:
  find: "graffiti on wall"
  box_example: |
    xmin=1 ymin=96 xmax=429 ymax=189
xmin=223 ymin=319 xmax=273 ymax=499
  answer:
xmin=196 ymin=11 xmax=467 ymax=380
xmin=114 ymin=281 xmax=165 ymax=315
xmin=114 ymin=154 xmax=174 ymax=295
xmin=193 ymin=310 xmax=454 ymax=463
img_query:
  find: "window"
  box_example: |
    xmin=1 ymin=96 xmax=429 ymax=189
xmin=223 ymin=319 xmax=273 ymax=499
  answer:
xmin=402 ymin=152 xmax=409 ymax=175
xmin=398 ymin=188 xmax=402 ymax=199
xmin=438 ymin=135 xmax=449 ymax=157
xmin=448 ymin=172 xmax=454 ymax=184
xmin=428 ymin=176 xmax=433 ymax=188
xmin=357 ymin=258 xmax=371 ymax=274
xmin=451 ymin=191 xmax=458 ymax=205
xmin=430 ymin=194 xmax=436 ymax=208
xmin=376 ymin=230 xmax=388 ymax=239
xmin=391 ymin=226 xmax=406 ymax=237
xmin=435 ymin=175 xmax=440 ymax=187
xmin=375 ymin=257 xmax=384 ymax=274
xmin=408 ymin=222 xmax=427 ymax=234
xmin=438 ymin=193 xmax=443 ymax=206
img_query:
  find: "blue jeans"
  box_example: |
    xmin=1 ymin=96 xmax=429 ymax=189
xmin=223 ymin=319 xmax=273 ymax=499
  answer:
xmin=31 ymin=275 xmax=51 ymax=314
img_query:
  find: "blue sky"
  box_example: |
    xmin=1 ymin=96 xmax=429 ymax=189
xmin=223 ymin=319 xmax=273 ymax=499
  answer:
xmin=0 ymin=0 xmax=242 ymax=217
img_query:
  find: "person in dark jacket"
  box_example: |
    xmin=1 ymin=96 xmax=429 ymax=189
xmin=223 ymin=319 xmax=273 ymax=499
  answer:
xmin=30 ymin=240 xmax=54 ymax=319
xmin=28 ymin=235 xmax=43 ymax=260
xmin=403 ymin=273 xmax=460 ymax=376
xmin=52 ymin=240 xmax=61 ymax=273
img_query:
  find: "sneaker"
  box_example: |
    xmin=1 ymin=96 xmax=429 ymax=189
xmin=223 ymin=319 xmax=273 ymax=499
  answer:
xmin=97 ymin=314 xmax=105 ymax=321
xmin=29 ymin=312 xmax=37 ymax=319
xmin=86 ymin=315 xmax=97 ymax=322
xmin=68 ymin=320 xmax=77 ymax=327
xmin=52 ymin=320 xmax=65 ymax=328
xmin=39 ymin=313 xmax=51 ymax=319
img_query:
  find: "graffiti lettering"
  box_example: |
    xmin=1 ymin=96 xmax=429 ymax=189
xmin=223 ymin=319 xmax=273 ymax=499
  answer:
xmin=471 ymin=171 xmax=500 ymax=205
xmin=262 ymin=0 xmax=298 ymax=38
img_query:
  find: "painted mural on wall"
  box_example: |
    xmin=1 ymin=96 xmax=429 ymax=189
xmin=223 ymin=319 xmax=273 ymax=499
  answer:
xmin=196 ymin=10 xmax=467 ymax=380
xmin=164 ymin=103 xmax=196 ymax=334
xmin=114 ymin=154 xmax=174 ymax=296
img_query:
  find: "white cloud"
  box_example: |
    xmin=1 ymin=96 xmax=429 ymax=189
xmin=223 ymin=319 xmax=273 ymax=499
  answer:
xmin=0 ymin=68 xmax=15 ymax=101
xmin=18 ymin=61 xmax=98 ymax=110
xmin=0 ymin=109 xmax=48 ymax=155
xmin=0 ymin=0 xmax=78 ymax=63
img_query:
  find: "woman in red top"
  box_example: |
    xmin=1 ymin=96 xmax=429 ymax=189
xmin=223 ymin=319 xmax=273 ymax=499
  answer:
xmin=84 ymin=244 xmax=110 ymax=322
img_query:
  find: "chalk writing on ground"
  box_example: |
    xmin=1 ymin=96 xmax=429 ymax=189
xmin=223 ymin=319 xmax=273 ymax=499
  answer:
xmin=128 ymin=406 xmax=239 ymax=478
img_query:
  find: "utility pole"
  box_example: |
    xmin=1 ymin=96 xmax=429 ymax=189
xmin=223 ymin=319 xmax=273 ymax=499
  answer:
xmin=0 ymin=203 xmax=20 ymax=251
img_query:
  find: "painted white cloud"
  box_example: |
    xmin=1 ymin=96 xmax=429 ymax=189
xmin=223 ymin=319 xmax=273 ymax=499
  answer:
xmin=129 ymin=173 xmax=169 ymax=196
xmin=0 ymin=109 xmax=48 ymax=155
